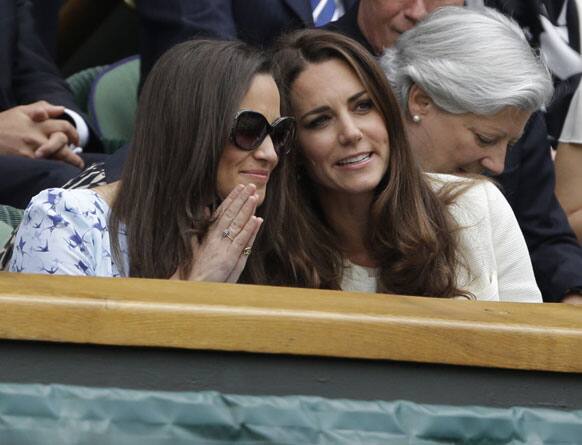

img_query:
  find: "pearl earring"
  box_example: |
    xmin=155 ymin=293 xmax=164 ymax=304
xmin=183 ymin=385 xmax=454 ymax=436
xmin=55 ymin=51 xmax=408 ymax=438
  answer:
xmin=412 ymin=114 xmax=421 ymax=123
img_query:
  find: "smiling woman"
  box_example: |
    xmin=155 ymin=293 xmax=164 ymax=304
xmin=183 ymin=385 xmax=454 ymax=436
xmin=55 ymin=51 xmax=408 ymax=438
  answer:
xmin=253 ymin=28 xmax=542 ymax=302
xmin=291 ymin=58 xmax=389 ymax=198
xmin=216 ymin=75 xmax=293 ymax=204
xmin=8 ymin=39 xmax=295 ymax=282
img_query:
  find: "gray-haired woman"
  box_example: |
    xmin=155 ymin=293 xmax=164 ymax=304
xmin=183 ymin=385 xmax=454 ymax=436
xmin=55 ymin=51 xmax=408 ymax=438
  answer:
xmin=382 ymin=6 xmax=553 ymax=176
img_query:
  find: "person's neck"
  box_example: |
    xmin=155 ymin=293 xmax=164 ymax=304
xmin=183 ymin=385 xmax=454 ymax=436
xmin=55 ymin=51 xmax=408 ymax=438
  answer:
xmin=404 ymin=119 xmax=437 ymax=172
xmin=319 ymin=190 xmax=377 ymax=267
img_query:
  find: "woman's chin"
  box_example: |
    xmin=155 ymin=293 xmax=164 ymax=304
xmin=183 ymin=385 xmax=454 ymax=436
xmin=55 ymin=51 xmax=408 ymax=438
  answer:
xmin=255 ymin=189 xmax=266 ymax=207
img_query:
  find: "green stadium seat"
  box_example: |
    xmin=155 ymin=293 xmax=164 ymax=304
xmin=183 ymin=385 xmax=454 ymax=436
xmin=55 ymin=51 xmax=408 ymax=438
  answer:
xmin=88 ymin=56 xmax=140 ymax=153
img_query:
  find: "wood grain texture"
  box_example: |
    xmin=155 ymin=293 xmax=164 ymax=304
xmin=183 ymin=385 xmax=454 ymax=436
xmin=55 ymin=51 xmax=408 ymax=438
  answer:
xmin=1 ymin=272 xmax=582 ymax=373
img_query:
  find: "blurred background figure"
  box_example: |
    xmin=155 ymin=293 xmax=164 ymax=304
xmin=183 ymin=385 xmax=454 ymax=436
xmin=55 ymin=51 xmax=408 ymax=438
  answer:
xmin=135 ymin=0 xmax=356 ymax=82
xmin=476 ymin=0 xmax=582 ymax=244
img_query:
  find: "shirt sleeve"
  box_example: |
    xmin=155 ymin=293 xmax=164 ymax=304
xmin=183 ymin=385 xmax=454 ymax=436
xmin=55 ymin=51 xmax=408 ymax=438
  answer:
xmin=7 ymin=189 xmax=108 ymax=276
xmin=63 ymin=108 xmax=90 ymax=148
xmin=483 ymin=181 xmax=543 ymax=303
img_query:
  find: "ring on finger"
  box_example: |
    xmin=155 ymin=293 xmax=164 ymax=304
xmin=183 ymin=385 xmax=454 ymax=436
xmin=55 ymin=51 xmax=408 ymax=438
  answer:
xmin=242 ymin=247 xmax=252 ymax=256
xmin=222 ymin=228 xmax=235 ymax=241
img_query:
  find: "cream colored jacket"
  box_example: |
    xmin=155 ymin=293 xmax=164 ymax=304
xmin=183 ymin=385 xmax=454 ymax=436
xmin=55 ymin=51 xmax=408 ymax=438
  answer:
xmin=341 ymin=174 xmax=542 ymax=303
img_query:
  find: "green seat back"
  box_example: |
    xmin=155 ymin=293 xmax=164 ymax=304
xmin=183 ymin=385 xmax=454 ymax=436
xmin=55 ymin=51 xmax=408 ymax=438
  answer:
xmin=0 ymin=205 xmax=22 ymax=264
xmin=0 ymin=205 xmax=23 ymax=229
xmin=88 ymin=56 xmax=140 ymax=152
xmin=67 ymin=66 xmax=106 ymax=114
xmin=0 ymin=221 xmax=12 ymax=248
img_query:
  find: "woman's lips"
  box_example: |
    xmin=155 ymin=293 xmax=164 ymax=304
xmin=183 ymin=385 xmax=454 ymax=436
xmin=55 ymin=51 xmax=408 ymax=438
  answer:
xmin=240 ymin=170 xmax=270 ymax=182
xmin=335 ymin=152 xmax=373 ymax=169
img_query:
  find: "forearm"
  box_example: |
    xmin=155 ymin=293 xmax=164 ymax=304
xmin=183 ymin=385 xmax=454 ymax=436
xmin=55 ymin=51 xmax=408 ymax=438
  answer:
xmin=555 ymin=142 xmax=582 ymax=243
xmin=565 ymin=209 xmax=582 ymax=243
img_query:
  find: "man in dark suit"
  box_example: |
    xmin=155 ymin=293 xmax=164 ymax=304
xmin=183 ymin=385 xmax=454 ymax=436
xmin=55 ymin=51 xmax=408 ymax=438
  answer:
xmin=0 ymin=0 xmax=103 ymax=209
xmin=326 ymin=0 xmax=582 ymax=302
xmin=136 ymin=0 xmax=356 ymax=80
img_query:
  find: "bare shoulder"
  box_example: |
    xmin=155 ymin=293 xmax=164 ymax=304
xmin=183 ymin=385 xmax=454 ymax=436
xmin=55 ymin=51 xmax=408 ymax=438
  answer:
xmin=92 ymin=181 xmax=121 ymax=208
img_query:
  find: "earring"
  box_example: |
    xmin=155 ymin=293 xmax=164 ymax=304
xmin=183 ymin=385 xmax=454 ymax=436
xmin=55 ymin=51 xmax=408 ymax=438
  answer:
xmin=412 ymin=114 xmax=421 ymax=123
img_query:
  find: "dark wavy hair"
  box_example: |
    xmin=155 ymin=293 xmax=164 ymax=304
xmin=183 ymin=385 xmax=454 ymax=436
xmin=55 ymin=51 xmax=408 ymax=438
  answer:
xmin=109 ymin=39 xmax=272 ymax=278
xmin=247 ymin=29 xmax=470 ymax=298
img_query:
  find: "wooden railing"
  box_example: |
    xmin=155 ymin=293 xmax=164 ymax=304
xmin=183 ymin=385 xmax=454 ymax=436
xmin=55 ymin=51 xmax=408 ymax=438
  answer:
xmin=1 ymin=272 xmax=582 ymax=373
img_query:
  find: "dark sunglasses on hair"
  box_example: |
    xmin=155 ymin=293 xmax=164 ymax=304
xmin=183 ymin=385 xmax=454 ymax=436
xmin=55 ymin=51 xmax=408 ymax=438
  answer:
xmin=230 ymin=110 xmax=295 ymax=155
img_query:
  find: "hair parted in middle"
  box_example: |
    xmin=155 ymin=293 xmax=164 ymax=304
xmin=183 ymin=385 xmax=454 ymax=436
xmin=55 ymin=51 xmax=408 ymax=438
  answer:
xmin=252 ymin=28 xmax=471 ymax=298
xmin=108 ymin=38 xmax=273 ymax=279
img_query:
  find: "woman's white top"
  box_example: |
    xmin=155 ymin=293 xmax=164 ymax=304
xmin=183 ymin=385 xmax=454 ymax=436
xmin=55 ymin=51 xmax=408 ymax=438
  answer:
xmin=341 ymin=174 xmax=542 ymax=303
xmin=558 ymin=0 xmax=582 ymax=144
xmin=559 ymin=81 xmax=582 ymax=144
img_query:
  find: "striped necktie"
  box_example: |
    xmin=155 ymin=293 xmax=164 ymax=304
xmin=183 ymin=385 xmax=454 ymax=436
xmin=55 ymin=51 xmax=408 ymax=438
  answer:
xmin=311 ymin=0 xmax=337 ymax=27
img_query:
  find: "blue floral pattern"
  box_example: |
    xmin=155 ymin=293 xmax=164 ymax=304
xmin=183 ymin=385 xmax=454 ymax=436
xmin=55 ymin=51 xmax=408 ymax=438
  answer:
xmin=8 ymin=188 xmax=128 ymax=277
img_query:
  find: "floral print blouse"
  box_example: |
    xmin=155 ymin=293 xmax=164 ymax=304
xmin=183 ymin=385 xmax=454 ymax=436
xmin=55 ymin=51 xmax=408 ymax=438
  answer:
xmin=8 ymin=188 xmax=128 ymax=276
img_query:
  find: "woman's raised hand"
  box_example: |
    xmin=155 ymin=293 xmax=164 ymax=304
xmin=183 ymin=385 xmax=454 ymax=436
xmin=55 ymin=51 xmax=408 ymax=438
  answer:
xmin=173 ymin=184 xmax=263 ymax=283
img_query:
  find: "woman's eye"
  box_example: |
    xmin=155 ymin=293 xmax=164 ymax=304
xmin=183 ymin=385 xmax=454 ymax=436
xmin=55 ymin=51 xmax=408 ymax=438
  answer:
xmin=305 ymin=115 xmax=329 ymax=129
xmin=476 ymin=134 xmax=496 ymax=146
xmin=355 ymin=99 xmax=373 ymax=112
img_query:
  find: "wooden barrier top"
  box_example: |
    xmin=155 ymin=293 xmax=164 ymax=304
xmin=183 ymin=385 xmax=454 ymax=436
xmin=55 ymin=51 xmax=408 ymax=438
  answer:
xmin=1 ymin=272 xmax=582 ymax=373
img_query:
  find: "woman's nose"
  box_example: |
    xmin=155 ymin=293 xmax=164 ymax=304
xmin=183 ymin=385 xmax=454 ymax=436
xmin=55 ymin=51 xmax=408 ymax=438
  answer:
xmin=254 ymin=135 xmax=279 ymax=164
xmin=480 ymin=144 xmax=507 ymax=176
xmin=338 ymin=116 xmax=363 ymax=146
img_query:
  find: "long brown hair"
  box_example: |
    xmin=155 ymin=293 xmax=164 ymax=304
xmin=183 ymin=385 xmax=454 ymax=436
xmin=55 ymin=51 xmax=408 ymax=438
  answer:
xmin=109 ymin=39 xmax=272 ymax=278
xmin=248 ymin=29 xmax=470 ymax=298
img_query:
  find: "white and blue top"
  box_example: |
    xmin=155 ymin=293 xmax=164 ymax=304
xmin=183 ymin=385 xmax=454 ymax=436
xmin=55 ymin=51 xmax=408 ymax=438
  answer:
xmin=8 ymin=188 xmax=128 ymax=277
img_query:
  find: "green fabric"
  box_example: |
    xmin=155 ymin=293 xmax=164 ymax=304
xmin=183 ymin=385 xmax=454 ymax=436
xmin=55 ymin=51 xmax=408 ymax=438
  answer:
xmin=0 ymin=221 xmax=12 ymax=247
xmin=0 ymin=205 xmax=23 ymax=228
xmin=66 ymin=66 xmax=106 ymax=114
xmin=89 ymin=57 xmax=140 ymax=152
xmin=100 ymin=138 xmax=127 ymax=154
xmin=0 ymin=383 xmax=581 ymax=444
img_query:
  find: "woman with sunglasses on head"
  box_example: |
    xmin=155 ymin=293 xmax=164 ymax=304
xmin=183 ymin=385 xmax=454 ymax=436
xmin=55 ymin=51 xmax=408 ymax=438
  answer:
xmin=256 ymin=28 xmax=542 ymax=301
xmin=8 ymin=39 xmax=295 ymax=281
